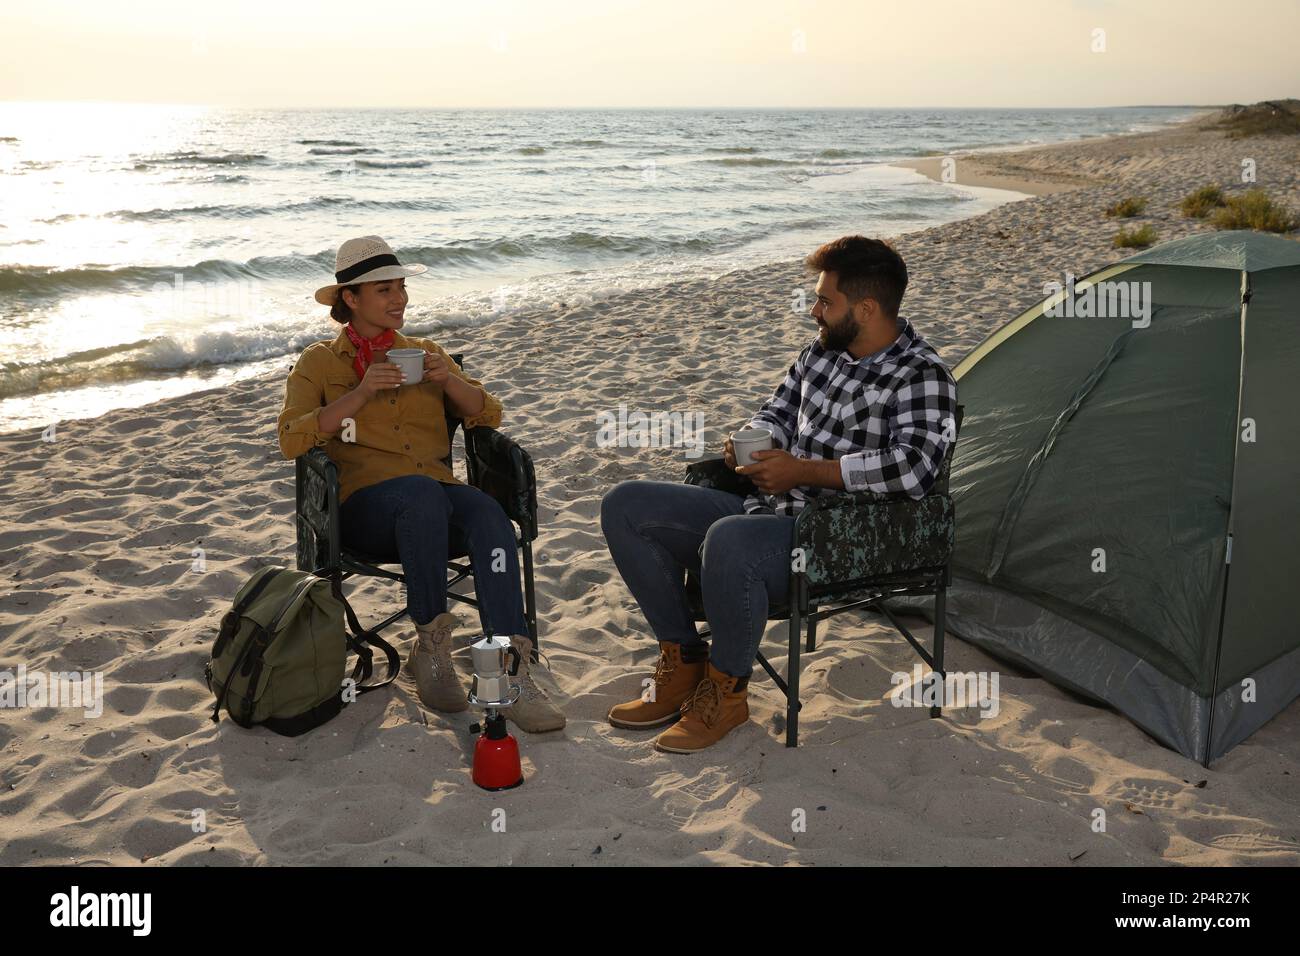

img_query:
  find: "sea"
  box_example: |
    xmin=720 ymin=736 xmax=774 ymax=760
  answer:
xmin=0 ymin=103 xmax=1200 ymax=432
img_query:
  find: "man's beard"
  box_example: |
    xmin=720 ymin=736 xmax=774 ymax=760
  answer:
xmin=818 ymin=307 xmax=859 ymax=352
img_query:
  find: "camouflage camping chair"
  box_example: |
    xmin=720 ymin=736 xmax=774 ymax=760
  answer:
xmin=683 ymin=406 xmax=963 ymax=746
xmin=294 ymin=354 xmax=541 ymax=648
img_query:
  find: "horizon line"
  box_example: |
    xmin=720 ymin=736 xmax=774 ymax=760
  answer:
xmin=0 ymin=100 xmax=1225 ymax=111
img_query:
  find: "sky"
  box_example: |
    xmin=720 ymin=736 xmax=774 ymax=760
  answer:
xmin=1 ymin=0 xmax=1296 ymax=109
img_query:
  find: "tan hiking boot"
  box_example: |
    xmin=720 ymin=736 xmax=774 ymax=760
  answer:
xmin=504 ymin=634 xmax=566 ymax=733
xmin=654 ymin=663 xmax=749 ymax=753
xmin=406 ymin=612 xmax=467 ymax=713
xmin=608 ymin=641 xmax=708 ymax=730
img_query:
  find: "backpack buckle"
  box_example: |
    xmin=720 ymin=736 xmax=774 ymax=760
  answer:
xmin=214 ymin=611 xmax=240 ymax=657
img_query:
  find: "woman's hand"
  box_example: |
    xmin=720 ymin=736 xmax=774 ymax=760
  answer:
xmin=421 ymin=351 xmax=451 ymax=386
xmin=358 ymin=361 xmax=403 ymax=398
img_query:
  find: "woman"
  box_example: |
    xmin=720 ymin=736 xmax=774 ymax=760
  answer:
xmin=277 ymin=235 xmax=564 ymax=733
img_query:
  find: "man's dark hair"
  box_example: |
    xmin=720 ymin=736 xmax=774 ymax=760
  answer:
xmin=328 ymin=284 xmax=362 ymax=324
xmin=806 ymin=235 xmax=908 ymax=318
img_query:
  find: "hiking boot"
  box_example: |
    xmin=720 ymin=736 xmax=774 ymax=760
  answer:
xmin=654 ymin=663 xmax=749 ymax=753
xmin=504 ymin=634 xmax=566 ymax=733
xmin=608 ymin=641 xmax=709 ymax=730
xmin=406 ymin=612 xmax=467 ymax=713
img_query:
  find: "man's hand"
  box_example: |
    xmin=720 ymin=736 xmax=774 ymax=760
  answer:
xmin=421 ymin=351 xmax=451 ymax=386
xmin=723 ymin=436 xmax=736 ymax=469
xmin=736 ymin=449 xmax=808 ymax=495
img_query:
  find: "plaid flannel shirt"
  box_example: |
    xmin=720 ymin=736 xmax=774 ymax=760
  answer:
xmin=743 ymin=317 xmax=958 ymax=515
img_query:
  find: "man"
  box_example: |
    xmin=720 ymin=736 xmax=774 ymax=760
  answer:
xmin=600 ymin=235 xmax=957 ymax=752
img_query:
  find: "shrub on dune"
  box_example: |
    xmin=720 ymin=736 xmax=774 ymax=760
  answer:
xmin=1179 ymin=185 xmax=1225 ymax=218
xmin=1113 ymin=224 xmax=1158 ymax=249
xmin=1210 ymin=190 xmax=1298 ymax=233
xmin=1104 ymin=196 xmax=1148 ymax=218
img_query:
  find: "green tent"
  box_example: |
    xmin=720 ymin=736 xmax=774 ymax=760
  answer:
xmin=937 ymin=230 xmax=1300 ymax=765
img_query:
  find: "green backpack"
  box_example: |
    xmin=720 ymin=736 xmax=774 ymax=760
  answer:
xmin=205 ymin=566 xmax=400 ymax=736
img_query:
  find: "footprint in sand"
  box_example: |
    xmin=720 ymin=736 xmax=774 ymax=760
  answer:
xmin=1207 ymin=833 xmax=1299 ymax=854
xmin=1107 ymin=777 xmax=1179 ymax=811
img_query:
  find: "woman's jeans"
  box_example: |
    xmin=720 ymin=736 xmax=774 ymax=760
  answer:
xmin=600 ymin=480 xmax=795 ymax=678
xmin=340 ymin=475 xmax=528 ymax=637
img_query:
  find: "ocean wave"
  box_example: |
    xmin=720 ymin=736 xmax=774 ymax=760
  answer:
xmin=308 ymin=146 xmax=381 ymax=155
xmin=703 ymin=146 xmax=760 ymax=154
xmin=515 ymin=146 xmax=547 ymax=155
xmin=7 ymin=159 xmax=55 ymax=173
xmin=92 ymin=195 xmax=452 ymax=223
xmin=403 ymin=232 xmax=718 ymax=266
xmin=134 ymin=151 xmax=271 ymax=167
xmin=0 ymin=230 xmax=716 ymax=301
xmin=702 ymin=157 xmax=802 ymax=167
xmin=0 ymin=136 xmax=18 ymax=143
xmin=297 ymin=139 xmax=363 ymax=146
xmin=0 ymin=328 xmax=331 ymax=400
xmin=0 ymin=255 xmax=330 ymax=300
xmin=354 ymin=158 xmax=431 ymax=169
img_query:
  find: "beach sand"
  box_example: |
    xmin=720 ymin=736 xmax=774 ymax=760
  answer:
xmin=2 ymin=111 xmax=1298 ymax=866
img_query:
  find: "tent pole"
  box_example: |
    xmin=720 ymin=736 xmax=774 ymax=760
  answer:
xmin=1203 ymin=271 xmax=1252 ymax=768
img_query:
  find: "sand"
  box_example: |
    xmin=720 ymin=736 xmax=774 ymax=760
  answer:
xmin=2 ymin=110 xmax=1298 ymax=866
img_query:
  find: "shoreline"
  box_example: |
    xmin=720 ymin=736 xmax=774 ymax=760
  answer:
xmin=890 ymin=109 xmax=1220 ymax=197
xmin=890 ymin=156 xmax=1077 ymax=196
xmin=2 ymin=106 xmax=1299 ymax=865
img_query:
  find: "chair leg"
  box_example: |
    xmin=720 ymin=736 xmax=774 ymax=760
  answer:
xmin=805 ymin=614 xmax=817 ymax=653
xmin=930 ymin=580 xmax=947 ymax=719
xmin=787 ymin=598 xmax=802 ymax=747
xmin=521 ymin=538 xmax=539 ymax=655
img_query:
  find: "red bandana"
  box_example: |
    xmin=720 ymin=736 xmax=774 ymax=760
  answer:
xmin=344 ymin=323 xmax=395 ymax=382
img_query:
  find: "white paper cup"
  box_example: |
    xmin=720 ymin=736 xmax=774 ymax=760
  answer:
xmin=386 ymin=348 xmax=425 ymax=385
xmin=731 ymin=427 xmax=773 ymax=467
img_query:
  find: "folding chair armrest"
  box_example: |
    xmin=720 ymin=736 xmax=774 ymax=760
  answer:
xmin=301 ymin=447 xmax=337 ymax=483
xmin=465 ymin=426 xmax=539 ymax=542
xmin=295 ymin=448 xmax=341 ymax=572
xmin=794 ymin=490 xmax=955 ymax=588
xmin=684 ymin=457 xmax=757 ymax=497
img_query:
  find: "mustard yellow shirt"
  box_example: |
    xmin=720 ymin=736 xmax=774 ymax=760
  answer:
xmin=277 ymin=328 xmax=503 ymax=505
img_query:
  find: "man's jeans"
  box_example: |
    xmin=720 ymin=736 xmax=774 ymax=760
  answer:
xmin=600 ymin=480 xmax=795 ymax=678
xmin=340 ymin=474 xmax=528 ymax=637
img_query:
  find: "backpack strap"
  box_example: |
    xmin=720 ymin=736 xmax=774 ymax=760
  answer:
xmin=210 ymin=622 xmax=268 ymax=726
xmin=270 ymin=573 xmax=331 ymax=633
xmin=328 ymin=572 xmax=401 ymax=695
xmin=214 ymin=566 xmax=288 ymax=658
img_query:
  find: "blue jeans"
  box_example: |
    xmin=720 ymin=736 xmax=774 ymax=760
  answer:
xmin=340 ymin=475 xmax=528 ymax=637
xmin=600 ymin=480 xmax=794 ymax=678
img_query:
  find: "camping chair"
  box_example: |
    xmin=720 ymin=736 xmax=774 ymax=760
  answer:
xmin=294 ymin=354 xmax=541 ymax=650
xmin=683 ymin=406 xmax=963 ymax=747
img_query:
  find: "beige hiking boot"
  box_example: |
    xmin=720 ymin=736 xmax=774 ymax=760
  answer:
xmin=504 ymin=634 xmax=566 ymax=733
xmin=406 ymin=612 xmax=467 ymax=713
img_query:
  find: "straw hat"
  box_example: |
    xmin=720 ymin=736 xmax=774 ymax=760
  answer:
xmin=314 ymin=235 xmax=428 ymax=305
